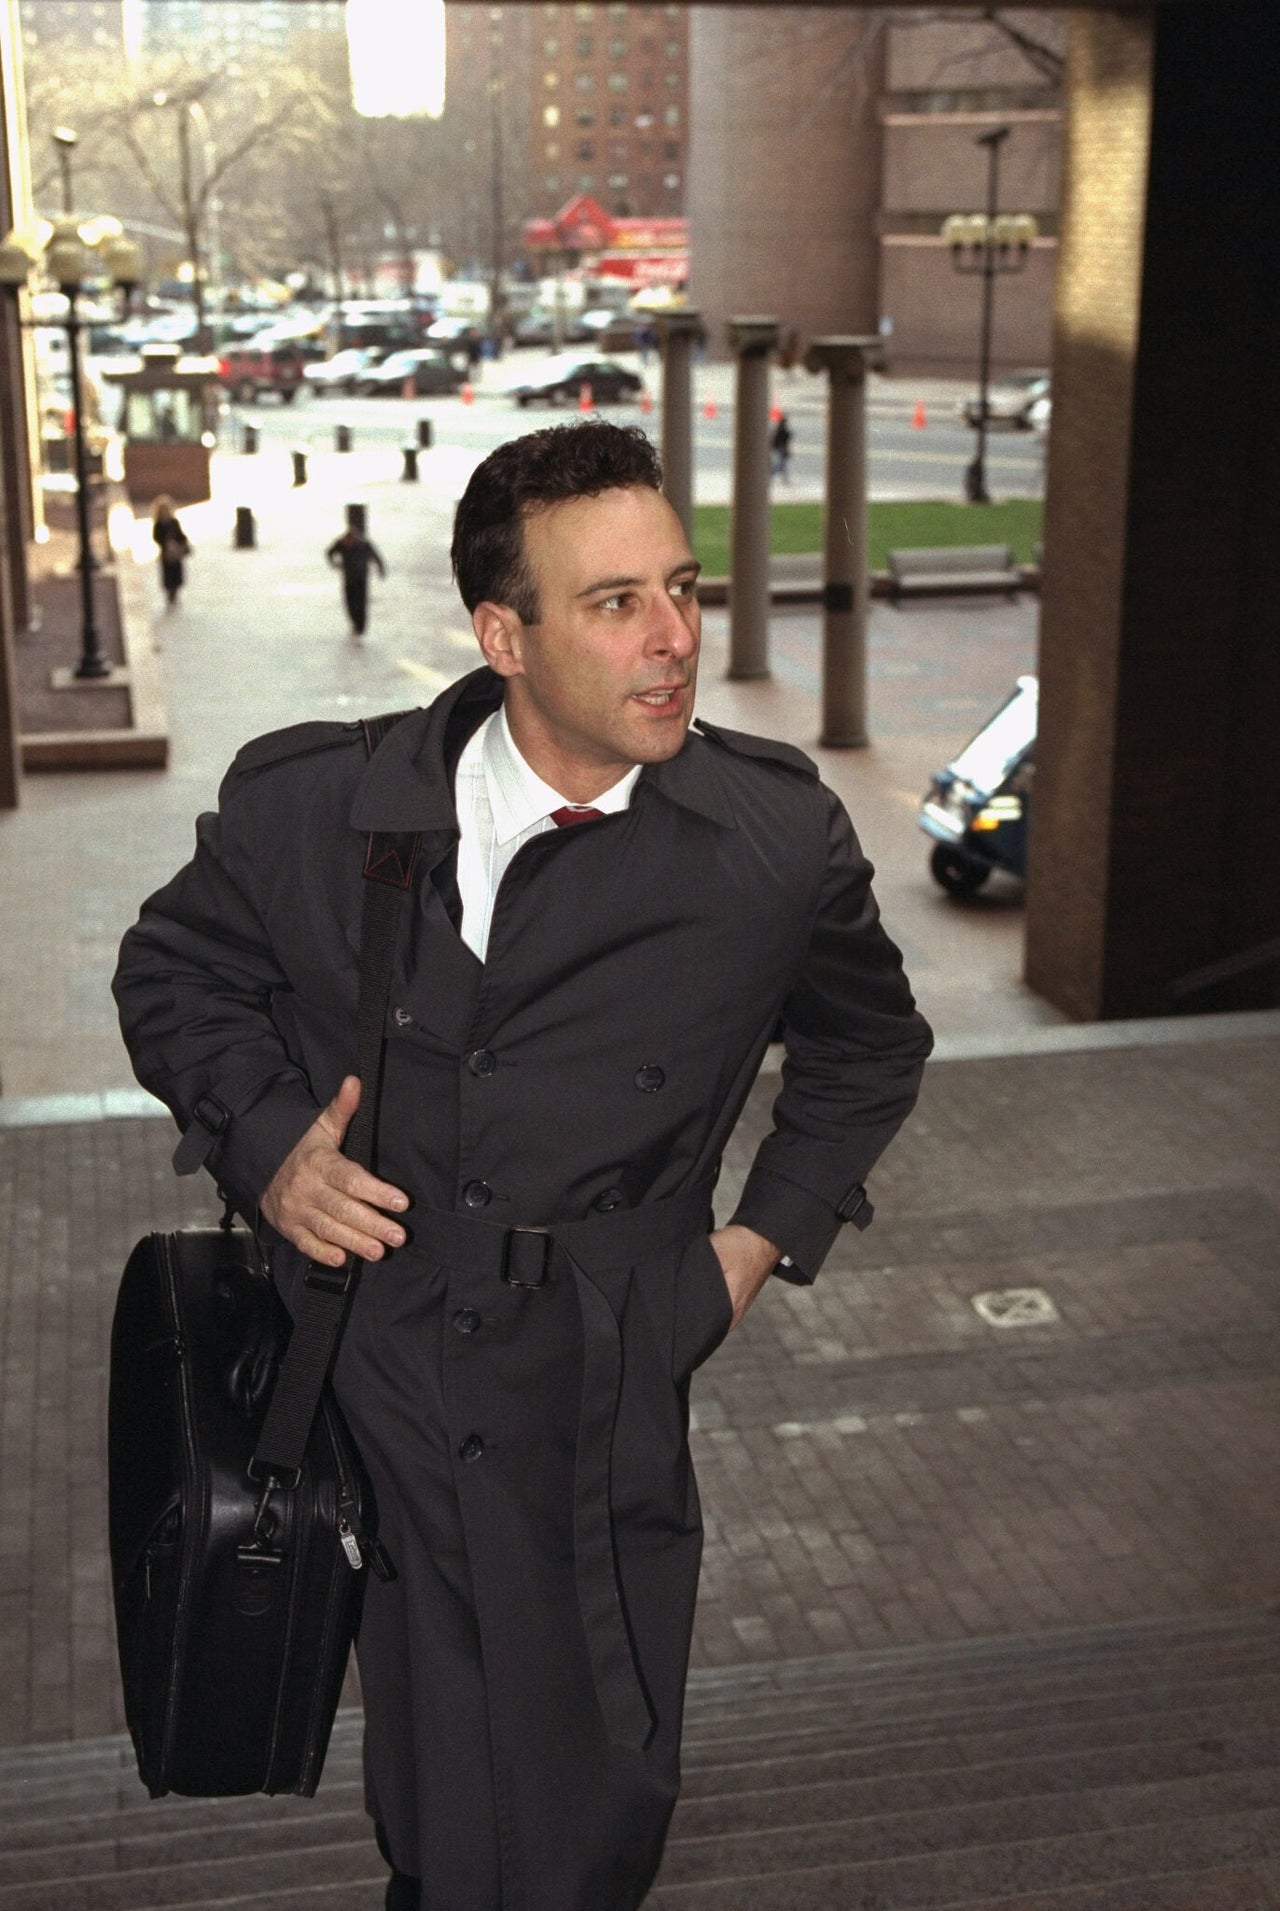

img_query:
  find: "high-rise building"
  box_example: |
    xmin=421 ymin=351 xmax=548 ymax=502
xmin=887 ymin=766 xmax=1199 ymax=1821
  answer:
xmin=20 ymin=0 xmax=125 ymax=58
xmin=526 ymin=1 xmax=688 ymax=221
xmin=123 ymin=0 xmax=341 ymax=63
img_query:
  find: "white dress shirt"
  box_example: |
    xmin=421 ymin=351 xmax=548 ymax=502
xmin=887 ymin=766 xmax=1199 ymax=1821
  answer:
xmin=454 ymin=706 xmax=641 ymax=961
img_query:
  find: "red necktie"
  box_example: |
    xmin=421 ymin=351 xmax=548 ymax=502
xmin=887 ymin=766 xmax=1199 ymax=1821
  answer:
xmin=551 ymin=806 xmax=604 ymax=827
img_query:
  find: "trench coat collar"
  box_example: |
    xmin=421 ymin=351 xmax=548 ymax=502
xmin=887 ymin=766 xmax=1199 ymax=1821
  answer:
xmin=349 ymin=665 xmax=737 ymax=833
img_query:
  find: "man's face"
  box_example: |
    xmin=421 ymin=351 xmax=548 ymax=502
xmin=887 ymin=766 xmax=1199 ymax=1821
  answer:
xmin=478 ymin=484 xmax=701 ymax=791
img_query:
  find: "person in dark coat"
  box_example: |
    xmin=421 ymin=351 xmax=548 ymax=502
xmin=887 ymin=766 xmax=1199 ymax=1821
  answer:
xmin=114 ymin=420 xmax=932 ymax=1911
xmin=770 ymin=412 xmax=793 ymax=480
xmin=151 ymin=496 xmax=192 ymax=606
xmin=327 ymin=523 xmax=387 ymax=637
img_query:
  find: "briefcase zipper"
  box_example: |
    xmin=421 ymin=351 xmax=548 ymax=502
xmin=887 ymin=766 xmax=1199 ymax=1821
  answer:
xmin=336 ymin=1516 xmax=363 ymax=1570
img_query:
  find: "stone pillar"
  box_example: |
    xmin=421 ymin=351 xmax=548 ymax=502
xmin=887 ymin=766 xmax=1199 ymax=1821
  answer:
xmin=1026 ymin=3 xmax=1280 ymax=1018
xmin=687 ymin=10 xmax=884 ymax=356
xmin=655 ymin=307 xmax=701 ymax=542
xmin=0 ymin=1 xmax=31 ymax=810
xmin=726 ymin=316 xmax=779 ymax=681
xmin=805 ymin=337 xmax=880 ymax=749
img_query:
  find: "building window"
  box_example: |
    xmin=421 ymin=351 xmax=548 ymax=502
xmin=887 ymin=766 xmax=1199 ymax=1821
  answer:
xmin=544 ymin=36 xmax=559 ymax=53
xmin=578 ymin=140 xmax=595 ymax=159
xmin=576 ymin=33 xmax=594 ymax=54
xmin=608 ymin=72 xmax=628 ymax=91
xmin=546 ymin=141 xmax=561 ymax=160
xmin=609 ymin=105 xmax=627 ymax=127
xmin=608 ymin=172 xmax=628 ymax=189
xmin=544 ymin=105 xmax=561 ymax=126
xmin=665 ymin=39 xmax=680 ymax=59
xmin=576 ymin=107 xmax=596 ymax=125
xmin=609 ymin=36 xmax=628 ymax=57
xmin=575 ymin=71 xmax=596 ymax=90
xmin=579 ymin=172 xmax=595 ymax=190
xmin=546 ymin=173 xmax=561 ymax=192
xmin=610 ymin=3 xmax=627 ymax=14
xmin=664 ymin=72 xmax=679 ymax=90
xmin=544 ymin=70 xmax=559 ymax=87
xmin=663 ymin=140 xmax=678 ymax=159
xmin=664 ymin=171 xmax=680 ymax=189
xmin=574 ymin=3 xmax=594 ymax=15
xmin=664 ymin=104 xmax=679 ymax=125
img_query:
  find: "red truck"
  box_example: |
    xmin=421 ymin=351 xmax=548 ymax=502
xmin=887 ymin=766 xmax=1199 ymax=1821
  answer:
xmin=217 ymin=339 xmax=309 ymax=404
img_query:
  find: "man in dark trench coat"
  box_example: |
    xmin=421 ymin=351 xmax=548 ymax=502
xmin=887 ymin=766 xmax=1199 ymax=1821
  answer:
xmin=114 ymin=421 xmax=933 ymax=1911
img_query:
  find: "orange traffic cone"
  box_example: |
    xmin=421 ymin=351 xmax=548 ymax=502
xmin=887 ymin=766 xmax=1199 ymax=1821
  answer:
xmin=461 ymin=382 xmax=474 ymax=406
xmin=703 ymin=398 xmax=717 ymax=420
xmin=578 ymin=381 xmax=594 ymax=412
xmin=912 ymin=399 xmax=927 ymax=430
xmin=639 ymin=388 xmax=653 ymax=414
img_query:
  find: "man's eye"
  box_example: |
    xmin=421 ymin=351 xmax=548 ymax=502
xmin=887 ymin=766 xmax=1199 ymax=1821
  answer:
xmin=670 ymin=578 xmax=696 ymax=599
xmin=599 ymin=593 xmax=629 ymax=611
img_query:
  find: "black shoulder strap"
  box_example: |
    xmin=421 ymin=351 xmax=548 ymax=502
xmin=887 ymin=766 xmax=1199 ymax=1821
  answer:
xmin=250 ymin=713 xmax=419 ymax=1485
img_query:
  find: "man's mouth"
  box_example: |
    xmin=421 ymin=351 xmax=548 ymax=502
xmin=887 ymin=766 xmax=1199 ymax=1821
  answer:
xmin=632 ymin=685 xmax=686 ymax=709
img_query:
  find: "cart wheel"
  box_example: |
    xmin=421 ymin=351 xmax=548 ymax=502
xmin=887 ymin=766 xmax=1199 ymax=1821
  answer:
xmin=930 ymin=844 xmax=990 ymax=896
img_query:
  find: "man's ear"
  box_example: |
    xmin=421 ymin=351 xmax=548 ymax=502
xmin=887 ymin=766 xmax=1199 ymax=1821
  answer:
xmin=472 ymin=601 xmax=526 ymax=679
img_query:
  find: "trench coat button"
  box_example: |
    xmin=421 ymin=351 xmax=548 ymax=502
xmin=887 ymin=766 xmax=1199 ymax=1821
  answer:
xmin=463 ymin=1179 xmax=492 ymax=1209
xmin=453 ymin=1308 xmax=482 ymax=1336
xmin=458 ymin=1432 xmax=485 ymax=1463
xmin=393 ymin=1007 xmax=413 ymax=1027
xmin=467 ymin=1048 xmax=497 ymax=1078
xmin=593 ymin=1187 xmax=624 ymax=1212
xmin=634 ymin=1064 xmax=665 ymax=1093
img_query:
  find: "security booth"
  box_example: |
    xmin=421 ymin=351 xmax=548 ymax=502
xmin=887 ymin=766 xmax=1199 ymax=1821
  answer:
xmin=101 ymin=342 xmax=221 ymax=507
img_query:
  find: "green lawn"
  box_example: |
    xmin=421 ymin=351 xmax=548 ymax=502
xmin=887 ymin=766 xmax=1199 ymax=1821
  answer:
xmin=692 ymin=499 xmax=1044 ymax=577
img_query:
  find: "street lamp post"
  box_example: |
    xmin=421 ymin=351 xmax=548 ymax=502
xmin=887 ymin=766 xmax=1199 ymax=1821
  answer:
xmin=0 ymin=209 xmax=143 ymax=681
xmin=943 ymin=127 xmax=1037 ymax=505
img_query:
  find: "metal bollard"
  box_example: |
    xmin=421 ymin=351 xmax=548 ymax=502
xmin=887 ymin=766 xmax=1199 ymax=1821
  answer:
xmin=335 ymin=422 xmax=353 ymax=453
xmin=291 ymin=447 xmax=308 ymax=487
xmin=401 ymin=443 xmax=419 ymax=483
xmin=346 ymin=501 xmax=367 ymax=535
xmin=416 ymin=417 xmax=434 ymax=449
xmin=241 ymin=421 xmax=259 ymax=455
xmin=234 ymin=505 xmax=256 ymax=548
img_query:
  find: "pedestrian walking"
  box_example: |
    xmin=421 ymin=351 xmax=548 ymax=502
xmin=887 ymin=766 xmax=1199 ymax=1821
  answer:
xmin=770 ymin=411 xmax=794 ymax=481
xmin=114 ymin=419 xmax=931 ymax=1911
xmin=326 ymin=523 xmax=387 ymax=638
xmin=151 ymin=496 xmax=192 ymax=606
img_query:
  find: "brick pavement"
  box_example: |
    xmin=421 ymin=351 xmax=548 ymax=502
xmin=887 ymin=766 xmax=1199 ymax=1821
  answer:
xmin=2 ymin=1031 xmax=1277 ymax=1751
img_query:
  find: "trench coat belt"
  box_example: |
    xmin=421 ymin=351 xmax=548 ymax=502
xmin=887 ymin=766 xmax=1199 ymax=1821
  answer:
xmin=411 ymin=1180 xmax=719 ymax=1753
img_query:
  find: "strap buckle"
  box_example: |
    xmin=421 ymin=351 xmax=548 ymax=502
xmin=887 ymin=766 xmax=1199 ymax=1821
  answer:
xmin=501 ymin=1226 xmax=553 ymax=1289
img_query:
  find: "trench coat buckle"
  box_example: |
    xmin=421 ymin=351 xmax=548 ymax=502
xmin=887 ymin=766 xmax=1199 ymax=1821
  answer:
xmin=501 ymin=1225 xmax=553 ymax=1289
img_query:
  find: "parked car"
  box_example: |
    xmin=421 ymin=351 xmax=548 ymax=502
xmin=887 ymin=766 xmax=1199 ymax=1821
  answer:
xmin=425 ymin=316 xmax=488 ymax=356
xmin=304 ymin=347 xmax=387 ymax=394
xmin=513 ymin=307 xmax=589 ymax=348
xmin=958 ymin=373 xmax=1050 ymax=431
xmin=579 ymin=309 xmax=641 ymax=351
xmin=357 ymin=348 xmax=465 ymax=396
xmin=217 ymin=338 xmax=309 ymax=404
xmin=508 ymin=354 xmax=644 ymax=408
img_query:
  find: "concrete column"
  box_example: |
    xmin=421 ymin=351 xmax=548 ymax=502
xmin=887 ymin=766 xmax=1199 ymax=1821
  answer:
xmin=726 ymin=317 xmax=779 ymax=681
xmin=0 ymin=0 xmax=31 ymax=809
xmin=1026 ymin=4 xmax=1280 ymax=1018
xmin=805 ymin=337 xmax=880 ymax=749
xmin=655 ymin=308 xmax=701 ymax=542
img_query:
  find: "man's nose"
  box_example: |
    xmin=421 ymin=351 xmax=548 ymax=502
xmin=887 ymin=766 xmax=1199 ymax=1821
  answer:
xmin=646 ymin=590 xmax=698 ymax=657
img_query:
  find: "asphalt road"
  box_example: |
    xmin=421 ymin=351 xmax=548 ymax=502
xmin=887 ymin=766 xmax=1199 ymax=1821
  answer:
xmin=209 ymin=353 xmax=1047 ymax=503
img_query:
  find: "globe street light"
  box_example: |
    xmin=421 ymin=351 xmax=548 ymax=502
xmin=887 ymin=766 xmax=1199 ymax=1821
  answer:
xmin=0 ymin=209 xmax=143 ymax=680
xmin=942 ymin=127 xmax=1037 ymax=505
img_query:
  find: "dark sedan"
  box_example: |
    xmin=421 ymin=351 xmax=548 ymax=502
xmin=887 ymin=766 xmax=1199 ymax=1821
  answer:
xmin=509 ymin=354 xmax=644 ymax=408
xmin=357 ymin=348 xmax=465 ymax=397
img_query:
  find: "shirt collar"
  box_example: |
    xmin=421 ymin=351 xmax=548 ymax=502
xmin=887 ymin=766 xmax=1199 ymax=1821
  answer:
xmin=485 ymin=703 xmax=641 ymax=846
xmin=349 ymin=667 xmax=737 ymax=834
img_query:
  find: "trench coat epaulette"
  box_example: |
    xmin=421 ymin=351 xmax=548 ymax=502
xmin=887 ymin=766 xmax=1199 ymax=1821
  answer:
xmin=693 ymin=718 xmax=819 ymax=780
xmin=228 ymin=718 xmax=366 ymax=781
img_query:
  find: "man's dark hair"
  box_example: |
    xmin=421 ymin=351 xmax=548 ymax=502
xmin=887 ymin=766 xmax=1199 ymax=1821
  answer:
xmin=451 ymin=421 xmax=663 ymax=621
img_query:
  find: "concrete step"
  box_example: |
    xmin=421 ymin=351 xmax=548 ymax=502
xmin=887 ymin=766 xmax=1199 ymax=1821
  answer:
xmin=0 ymin=1610 xmax=1273 ymax=1910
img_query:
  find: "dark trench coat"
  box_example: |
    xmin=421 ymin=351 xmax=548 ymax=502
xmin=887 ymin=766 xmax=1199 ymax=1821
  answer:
xmin=113 ymin=666 xmax=933 ymax=1910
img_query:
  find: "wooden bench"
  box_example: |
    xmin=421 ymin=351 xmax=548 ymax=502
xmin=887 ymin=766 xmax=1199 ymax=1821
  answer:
xmin=887 ymin=544 xmax=1022 ymax=600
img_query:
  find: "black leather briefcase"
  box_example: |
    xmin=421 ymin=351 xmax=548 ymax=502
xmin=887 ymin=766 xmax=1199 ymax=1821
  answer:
xmin=108 ymin=1224 xmax=382 ymax=1798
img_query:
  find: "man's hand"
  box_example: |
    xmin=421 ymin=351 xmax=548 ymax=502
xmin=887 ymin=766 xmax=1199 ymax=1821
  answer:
xmin=261 ymin=1075 xmax=410 ymax=1267
xmin=708 ymin=1223 xmax=782 ymax=1330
